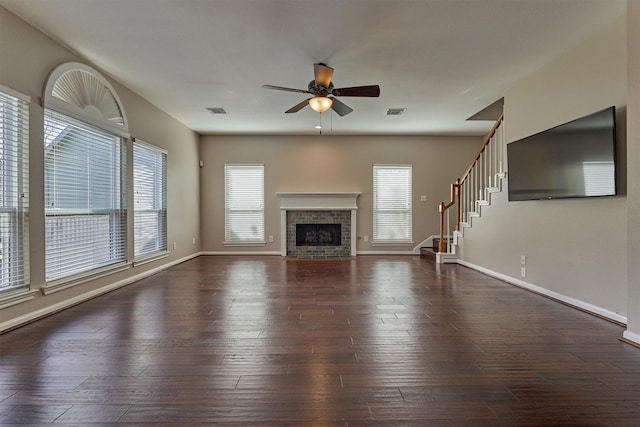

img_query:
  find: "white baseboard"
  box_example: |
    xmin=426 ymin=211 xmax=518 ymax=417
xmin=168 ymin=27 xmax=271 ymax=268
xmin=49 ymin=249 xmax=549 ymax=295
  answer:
xmin=357 ymin=251 xmax=416 ymax=255
xmin=201 ymin=250 xmax=420 ymax=256
xmin=0 ymin=252 xmax=201 ymax=333
xmin=200 ymin=251 xmax=282 ymax=256
xmin=622 ymin=330 xmax=640 ymax=346
xmin=457 ymin=259 xmax=627 ymax=325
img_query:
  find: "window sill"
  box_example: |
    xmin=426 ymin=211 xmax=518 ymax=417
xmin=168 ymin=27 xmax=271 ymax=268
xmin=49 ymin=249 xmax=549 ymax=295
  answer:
xmin=223 ymin=241 xmax=267 ymax=247
xmin=0 ymin=287 xmax=39 ymax=310
xmin=133 ymin=251 xmax=169 ymax=267
xmin=371 ymin=241 xmax=414 ymax=247
xmin=42 ymin=262 xmax=131 ymax=295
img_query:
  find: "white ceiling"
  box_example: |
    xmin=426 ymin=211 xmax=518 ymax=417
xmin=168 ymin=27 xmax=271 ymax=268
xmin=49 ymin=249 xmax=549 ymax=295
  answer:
xmin=0 ymin=0 xmax=625 ymax=136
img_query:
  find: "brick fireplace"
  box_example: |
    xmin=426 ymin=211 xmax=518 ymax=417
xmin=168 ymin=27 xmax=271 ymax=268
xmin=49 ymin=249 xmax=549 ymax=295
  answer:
xmin=276 ymin=192 xmax=361 ymax=257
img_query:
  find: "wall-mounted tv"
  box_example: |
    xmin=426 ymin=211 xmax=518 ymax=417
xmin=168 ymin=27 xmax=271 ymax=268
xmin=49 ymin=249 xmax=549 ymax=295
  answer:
xmin=507 ymin=106 xmax=617 ymax=201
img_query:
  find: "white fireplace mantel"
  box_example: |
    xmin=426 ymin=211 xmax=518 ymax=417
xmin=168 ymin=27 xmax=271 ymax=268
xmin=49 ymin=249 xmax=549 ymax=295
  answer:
xmin=277 ymin=192 xmax=361 ymax=256
xmin=276 ymin=192 xmax=361 ymax=210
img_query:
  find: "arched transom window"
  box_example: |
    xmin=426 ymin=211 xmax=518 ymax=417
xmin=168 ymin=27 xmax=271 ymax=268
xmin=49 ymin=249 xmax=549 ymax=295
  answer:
xmin=43 ymin=62 xmax=129 ymax=284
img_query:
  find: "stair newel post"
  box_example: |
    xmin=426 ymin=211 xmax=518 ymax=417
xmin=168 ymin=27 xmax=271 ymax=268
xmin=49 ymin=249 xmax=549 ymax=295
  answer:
xmin=476 ymin=154 xmax=481 ymax=195
xmin=501 ymin=117 xmax=504 ymax=173
xmin=455 ymin=179 xmax=461 ymax=232
xmin=438 ymin=201 xmax=446 ymax=253
xmin=480 ymin=155 xmax=483 ymax=197
xmin=496 ymin=124 xmax=501 ymax=173
xmin=469 ymin=167 xmax=473 ymax=210
xmin=487 ymin=137 xmax=491 ymax=187
xmin=477 ymin=164 xmax=480 ymax=201
xmin=499 ymin=114 xmax=505 ymax=174
xmin=476 ymin=159 xmax=481 ymax=202
xmin=480 ymin=156 xmax=484 ymax=199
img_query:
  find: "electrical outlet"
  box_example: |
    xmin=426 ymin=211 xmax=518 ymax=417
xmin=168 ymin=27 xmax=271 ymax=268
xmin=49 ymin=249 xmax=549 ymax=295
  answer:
xmin=420 ymin=195 xmax=427 ymax=202
xmin=364 ymin=236 xmax=369 ymax=242
xmin=173 ymin=242 xmax=177 ymax=250
xmin=192 ymin=237 xmax=196 ymax=245
xmin=521 ymin=267 xmax=526 ymax=278
xmin=268 ymin=235 xmax=274 ymax=242
xmin=521 ymin=255 xmax=527 ymax=265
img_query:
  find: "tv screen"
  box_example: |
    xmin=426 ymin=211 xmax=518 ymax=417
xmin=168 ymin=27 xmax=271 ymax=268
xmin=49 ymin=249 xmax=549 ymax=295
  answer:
xmin=507 ymin=106 xmax=616 ymax=201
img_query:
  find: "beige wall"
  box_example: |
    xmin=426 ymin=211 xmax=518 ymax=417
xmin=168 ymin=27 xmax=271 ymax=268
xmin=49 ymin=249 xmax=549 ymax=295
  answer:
xmin=199 ymin=135 xmax=481 ymax=253
xmin=457 ymin=16 xmax=628 ymax=319
xmin=625 ymin=0 xmax=640 ymax=342
xmin=0 ymin=7 xmax=200 ymax=331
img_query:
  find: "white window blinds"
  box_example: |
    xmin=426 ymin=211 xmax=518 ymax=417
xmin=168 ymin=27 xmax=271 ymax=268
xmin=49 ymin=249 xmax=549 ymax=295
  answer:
xmin=373 ymin=165 xmax=412 ymax=243
xmin=225 ymin=164 xmax=264 ymax=243
xmin=44 ymin=109 xmax=127 ymax=281
xmin=0 ymin=86 xmax=29 ymax=291
xmin=133 ymin=140 xmax=167 ymax=258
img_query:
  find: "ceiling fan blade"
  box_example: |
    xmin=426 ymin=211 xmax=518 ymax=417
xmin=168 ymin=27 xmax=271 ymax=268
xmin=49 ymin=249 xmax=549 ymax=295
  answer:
xmin=330 ymin=98 xmax=353 ymax=116
xmin=314 ymin=63 xmax=334 ymax=88
xmin=333 ymin=85 xmax=380 ymax=97
xmin=263 ymin=84 xmax=310 ymax=94
xmin=285 ymin=98 xmax=311 ymax=113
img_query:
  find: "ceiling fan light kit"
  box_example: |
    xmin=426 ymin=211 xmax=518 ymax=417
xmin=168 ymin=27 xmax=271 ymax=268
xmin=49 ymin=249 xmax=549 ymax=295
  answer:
xmin=308 ymin=96 xmax=333 ymax=113
xmin=263 ymin=63 xmax=380 ymax=117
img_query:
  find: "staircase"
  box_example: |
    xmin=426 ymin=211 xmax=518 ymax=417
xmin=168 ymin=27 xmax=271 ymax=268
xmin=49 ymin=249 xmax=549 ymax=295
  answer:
xmin=434 ymin=114 xmax=506 ymax=264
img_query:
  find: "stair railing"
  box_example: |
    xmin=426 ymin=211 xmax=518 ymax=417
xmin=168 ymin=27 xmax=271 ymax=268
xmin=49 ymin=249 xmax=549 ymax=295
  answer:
xmin=438 ymin=114 xmax=505 ymax=253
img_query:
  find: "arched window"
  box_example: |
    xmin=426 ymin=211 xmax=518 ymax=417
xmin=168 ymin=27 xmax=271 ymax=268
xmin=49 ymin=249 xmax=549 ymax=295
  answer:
xmin=43 ymin=62 xmax=129 ymax=284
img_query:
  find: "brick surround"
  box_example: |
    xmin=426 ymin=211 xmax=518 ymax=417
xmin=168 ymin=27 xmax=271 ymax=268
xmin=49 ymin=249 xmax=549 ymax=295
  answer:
xmin=287 ymin=210 xmax=351 ymax=258
xmin=277 ymin=192 xmax=360 ymax=258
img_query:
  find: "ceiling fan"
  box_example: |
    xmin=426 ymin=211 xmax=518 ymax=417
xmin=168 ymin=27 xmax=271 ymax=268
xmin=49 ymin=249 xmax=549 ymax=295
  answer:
xmin=262 ymin=63 xmax=380 ymax=116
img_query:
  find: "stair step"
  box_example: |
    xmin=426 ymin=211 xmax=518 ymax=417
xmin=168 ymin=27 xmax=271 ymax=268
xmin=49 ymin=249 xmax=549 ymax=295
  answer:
xmin=419 ymin=247 xmax=437 ymax=260
xmin=436 ymin=251 xmax=458 ymax=263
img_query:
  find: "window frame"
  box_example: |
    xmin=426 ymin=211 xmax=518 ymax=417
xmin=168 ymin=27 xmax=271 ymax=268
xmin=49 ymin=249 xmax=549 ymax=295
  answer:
xmin=133 ymin=138 xmax=168 ymax=262
xmin=0 ymin=84 xmax=30 ymax=294
xmin=372 ymin=164 xmax=413 ymax=245
xmin=224 ymin=164 xmax=265 ymax=246
xmin=42 ymin=63 xmax=130 ymax=291
xmin=43 ymin=110 xmax=128 ymax=284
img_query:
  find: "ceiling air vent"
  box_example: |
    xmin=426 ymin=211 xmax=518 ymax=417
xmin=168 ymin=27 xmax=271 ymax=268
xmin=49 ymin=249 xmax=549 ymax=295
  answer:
xmin=206 ymin=107 xmax=227 ymax=114
xmin=386 ymin=108 xmax=406 ymax=116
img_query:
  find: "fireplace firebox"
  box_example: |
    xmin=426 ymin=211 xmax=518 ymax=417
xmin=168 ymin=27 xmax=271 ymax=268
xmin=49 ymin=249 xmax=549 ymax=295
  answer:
xmin=296 ymin=223 xmax=341 ymax=246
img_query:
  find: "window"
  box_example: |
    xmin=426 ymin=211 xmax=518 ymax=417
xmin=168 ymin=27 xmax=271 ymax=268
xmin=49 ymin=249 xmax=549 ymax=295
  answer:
xmin=0 ymin=86 xmax=29 ymax=292
xmin=373 ymin=165 xmax=412 ymax=243
xmin=43 ymin=63 xmax=129 ymax=283
xmin=133 ymin=140 xmax=167 ymax=259
xmin=44 ymin=111 xmax=127 ymax=281
xmin=225 ymin=164 xmax=264 ymax=244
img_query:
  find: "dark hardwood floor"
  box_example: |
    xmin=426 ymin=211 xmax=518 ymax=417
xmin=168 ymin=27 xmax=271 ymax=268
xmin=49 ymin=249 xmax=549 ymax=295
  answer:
xmin=1 ymin=255 xmax=640 ymax=425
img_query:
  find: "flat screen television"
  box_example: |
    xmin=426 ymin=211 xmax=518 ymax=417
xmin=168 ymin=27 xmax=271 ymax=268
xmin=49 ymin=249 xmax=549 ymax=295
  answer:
xmin=507 ymin=106 xmax=617 ymax=201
